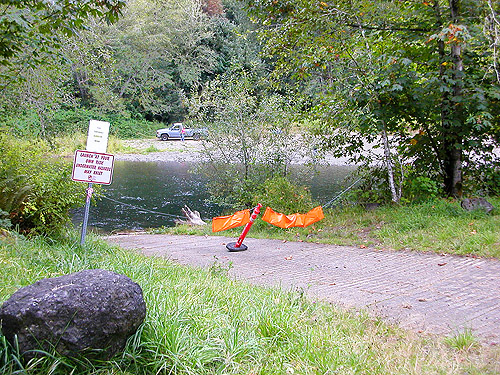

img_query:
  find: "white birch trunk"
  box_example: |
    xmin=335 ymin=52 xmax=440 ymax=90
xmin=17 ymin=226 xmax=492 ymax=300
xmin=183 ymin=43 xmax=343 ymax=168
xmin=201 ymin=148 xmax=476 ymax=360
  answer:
xmin=381 ymin=125 xmax=400 ymax=203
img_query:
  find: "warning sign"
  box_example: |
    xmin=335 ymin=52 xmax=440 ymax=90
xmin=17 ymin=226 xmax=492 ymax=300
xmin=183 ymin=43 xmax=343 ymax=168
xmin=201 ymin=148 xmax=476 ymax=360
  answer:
xmin=86 ymin=120 xmax=110 ymax=153
xmin=72 ymin=150 xmax=114 ymax=185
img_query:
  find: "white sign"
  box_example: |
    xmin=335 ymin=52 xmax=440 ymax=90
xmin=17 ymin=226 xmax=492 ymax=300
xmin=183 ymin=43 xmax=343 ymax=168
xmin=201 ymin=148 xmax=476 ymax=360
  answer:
xmin=72 ymin=150 xmax=114 ymax=185
xmin=86 ymin=120 xmax=110 ymax=153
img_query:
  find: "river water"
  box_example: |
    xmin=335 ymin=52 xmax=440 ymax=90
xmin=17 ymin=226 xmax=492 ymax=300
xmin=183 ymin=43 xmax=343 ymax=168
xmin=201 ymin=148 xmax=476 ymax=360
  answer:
xmin=72 ymin=160 xmax=354 ymax=233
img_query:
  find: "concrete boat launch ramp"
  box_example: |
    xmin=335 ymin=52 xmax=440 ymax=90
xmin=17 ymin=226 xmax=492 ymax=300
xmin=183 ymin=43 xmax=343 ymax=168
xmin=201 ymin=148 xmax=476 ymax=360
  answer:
xmin=105 ymin=233 xmax=500 ymax=344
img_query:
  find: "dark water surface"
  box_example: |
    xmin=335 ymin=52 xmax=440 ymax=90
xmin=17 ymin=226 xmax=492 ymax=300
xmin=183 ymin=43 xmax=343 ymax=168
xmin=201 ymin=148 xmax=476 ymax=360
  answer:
xmin=72 ymin=160 xmax=354 ymax=233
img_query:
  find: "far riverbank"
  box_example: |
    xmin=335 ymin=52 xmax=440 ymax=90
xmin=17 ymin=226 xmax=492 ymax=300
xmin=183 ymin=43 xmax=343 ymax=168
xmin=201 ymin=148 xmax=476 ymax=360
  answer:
xmin=115 ymin=138 xmax=356 ymax=165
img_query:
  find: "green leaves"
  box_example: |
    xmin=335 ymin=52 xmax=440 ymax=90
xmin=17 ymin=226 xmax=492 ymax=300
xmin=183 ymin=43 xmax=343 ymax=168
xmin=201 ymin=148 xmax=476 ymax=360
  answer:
xmin=0 ymin=133 xmax=86 ymax=234
xmin=248 ymin=0 xmax=500 ymax=198
xmin=0 ymin=0 xmax=126 ymax=65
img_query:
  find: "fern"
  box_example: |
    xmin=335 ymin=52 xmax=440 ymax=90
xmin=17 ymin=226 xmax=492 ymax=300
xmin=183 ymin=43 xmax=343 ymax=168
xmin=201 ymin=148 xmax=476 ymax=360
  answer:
xmin=0 ymin=176 xmax=32 ymax=213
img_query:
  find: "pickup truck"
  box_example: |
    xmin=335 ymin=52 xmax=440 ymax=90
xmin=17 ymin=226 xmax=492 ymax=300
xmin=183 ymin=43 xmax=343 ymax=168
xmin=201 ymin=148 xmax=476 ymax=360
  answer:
xmin=156 ymin=123 xmax=207 ymax=141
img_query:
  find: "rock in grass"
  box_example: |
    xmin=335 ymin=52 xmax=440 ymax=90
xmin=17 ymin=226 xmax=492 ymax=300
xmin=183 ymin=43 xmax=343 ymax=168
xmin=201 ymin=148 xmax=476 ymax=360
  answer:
xmin=0 ymin=269 xmax=146 ymax=360
xmin=461 ymin=198 xmax=494 ymax=213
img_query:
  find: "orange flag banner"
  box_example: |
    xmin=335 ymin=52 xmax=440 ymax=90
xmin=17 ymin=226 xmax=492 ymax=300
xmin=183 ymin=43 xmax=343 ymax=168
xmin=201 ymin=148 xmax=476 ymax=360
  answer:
xmin=212 ymin=209 xmax=251 ymax=232
xmin=262 ymin=206 xmax=324 ymax=228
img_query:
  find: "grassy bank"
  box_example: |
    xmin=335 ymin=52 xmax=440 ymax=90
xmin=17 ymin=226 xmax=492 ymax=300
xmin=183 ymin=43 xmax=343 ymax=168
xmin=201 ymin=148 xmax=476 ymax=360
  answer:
xmin=161 ymin=197 xmax=500 ymax=259
xmin=1 ymin=232 xmax=499 ymax=374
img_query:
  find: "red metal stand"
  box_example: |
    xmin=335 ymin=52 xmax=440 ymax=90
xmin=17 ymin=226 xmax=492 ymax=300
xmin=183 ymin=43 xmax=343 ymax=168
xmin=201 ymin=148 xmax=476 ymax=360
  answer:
xmin=226 ymin=203 xmax=262 ymax=252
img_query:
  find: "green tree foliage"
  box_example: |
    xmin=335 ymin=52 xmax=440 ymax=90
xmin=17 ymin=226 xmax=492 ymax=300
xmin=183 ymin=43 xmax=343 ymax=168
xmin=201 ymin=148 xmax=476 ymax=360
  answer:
xmin=246 ymin=0 xmax=500 ymax=199
xmin=0 ymin=0 xmax=126 ymax=138
xmin=57 ymin=0 xmax=267 ymax=123
xmin=0 ymin=0 xmax=125 ymax=65
xmin=0 ymin=57 xmax=74 ymax=138
xmin=101 ymin=0 xmax=218 ymax=120
xmin=0 ymin=0 xmax=268 ymax=137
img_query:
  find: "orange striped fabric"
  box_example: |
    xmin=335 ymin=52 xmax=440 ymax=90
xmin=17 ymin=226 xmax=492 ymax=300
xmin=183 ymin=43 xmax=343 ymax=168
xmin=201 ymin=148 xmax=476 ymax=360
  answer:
xmin=212 ymin=209 xmax=251 ymax=232
xmin=261 ymin=206 xmax=324 ymax=228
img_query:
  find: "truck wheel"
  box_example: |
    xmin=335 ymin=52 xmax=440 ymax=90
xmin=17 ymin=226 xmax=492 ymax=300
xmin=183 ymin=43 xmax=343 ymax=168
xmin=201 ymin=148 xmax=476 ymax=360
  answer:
xmin=193 ymin=133 xmax=201 ymax=141
xmin=161 ymin=134 xmax=169 ymax=141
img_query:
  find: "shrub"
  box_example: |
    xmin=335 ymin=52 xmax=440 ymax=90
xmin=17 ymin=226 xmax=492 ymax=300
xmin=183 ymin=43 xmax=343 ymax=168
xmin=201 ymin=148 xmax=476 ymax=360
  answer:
xmin=345 ymin=165 xmax=443 ymax=205
xmin=52 ymin=108 xmax=161 ymax=139
xmin=0 ymin=131 xmax=87 ymax=235
xmin=403 ymin=176 xmax=440 ymax=203
xmin=344 ymin=166 xmax=392 ymax=205
xmin=252 ymin=176 xmax=315 ymax=214
xmin=204 ymin=173 xmax=315 ymax=218
xmin=465 ymin=163 xmax=500 ymax=196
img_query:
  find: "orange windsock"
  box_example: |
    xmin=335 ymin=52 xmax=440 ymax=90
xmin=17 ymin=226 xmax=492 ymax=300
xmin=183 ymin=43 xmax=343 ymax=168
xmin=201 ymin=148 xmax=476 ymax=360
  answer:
xmin=212 ymin=209 xmax=251 ymax=232
xmin=262 ymin=206 xmax=324 ymax=228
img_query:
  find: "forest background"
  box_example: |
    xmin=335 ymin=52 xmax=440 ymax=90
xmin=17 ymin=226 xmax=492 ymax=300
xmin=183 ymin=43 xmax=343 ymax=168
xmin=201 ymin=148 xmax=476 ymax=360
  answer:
xmin=0 ymin=0 xmax=499 ymax=235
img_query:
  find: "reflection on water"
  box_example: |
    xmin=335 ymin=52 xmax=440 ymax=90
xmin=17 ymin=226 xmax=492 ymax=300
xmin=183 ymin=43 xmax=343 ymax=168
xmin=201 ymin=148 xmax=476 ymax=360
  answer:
xmin=72 ymin=160 xmax=354 ymax=233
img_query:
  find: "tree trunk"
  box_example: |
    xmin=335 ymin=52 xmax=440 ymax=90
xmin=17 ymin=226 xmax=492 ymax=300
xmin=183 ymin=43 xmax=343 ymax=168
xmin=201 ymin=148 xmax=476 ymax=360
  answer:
xmin=439 ymin=0 xmax=464 ymax=197
xmin=381 ymin=123 xmax=400 ymax=204
xmin=486 ymin=0 xmax=500 ymax=84
xmin=71 ymin=65 xmax=89 ymax=102
xmin=445 ymin=0 xmax=464 ymax=197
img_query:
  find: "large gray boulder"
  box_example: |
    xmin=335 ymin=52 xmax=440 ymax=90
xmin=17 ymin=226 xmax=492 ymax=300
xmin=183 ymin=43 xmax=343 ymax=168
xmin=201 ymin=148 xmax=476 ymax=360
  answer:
xmin=0 ymin=269 xmax=146 ymax=360
xmin=461 ymin=198 xmax=495 ymax=213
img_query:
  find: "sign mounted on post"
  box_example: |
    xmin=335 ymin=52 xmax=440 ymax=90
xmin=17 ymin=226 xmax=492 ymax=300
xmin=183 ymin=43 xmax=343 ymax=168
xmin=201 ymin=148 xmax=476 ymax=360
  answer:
xmin=72 ymin=150 xmax=114 ymax=185
xmin=86 ymin=120 xmax=110 ymax=153
xmin=76 ymin=120 xmax=113 ymax=245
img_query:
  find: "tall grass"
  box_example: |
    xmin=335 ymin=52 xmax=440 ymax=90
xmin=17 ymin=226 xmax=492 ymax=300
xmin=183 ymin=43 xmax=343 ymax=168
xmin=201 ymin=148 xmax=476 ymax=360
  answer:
xmin=1 ymin=231 xmax=499 ymax=374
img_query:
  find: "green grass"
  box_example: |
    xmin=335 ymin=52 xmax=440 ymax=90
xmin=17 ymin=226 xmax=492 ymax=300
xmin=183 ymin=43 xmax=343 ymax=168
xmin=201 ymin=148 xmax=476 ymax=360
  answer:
xmin=33 ymin=134 xmax=141 ymax=156
xmin=1 ymin=232 xmax=499 ymax=374
xmin=49 ymin=136 xmax=163 ymax=156
xmin=158 ymin=197 xmax=500 ymax=259
xmin=142 ymin=145 xmax=160 ymax=153
xmin=445 ymin=330 xmax=480 ymax=352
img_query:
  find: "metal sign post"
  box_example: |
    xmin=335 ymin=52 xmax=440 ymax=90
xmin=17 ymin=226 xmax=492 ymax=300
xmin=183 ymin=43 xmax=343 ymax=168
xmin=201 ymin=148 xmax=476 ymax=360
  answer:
xmin=73 ymin=120 xmax=112 ymax=245
xmin=80 ymin=184 xmax=94 ymax=245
